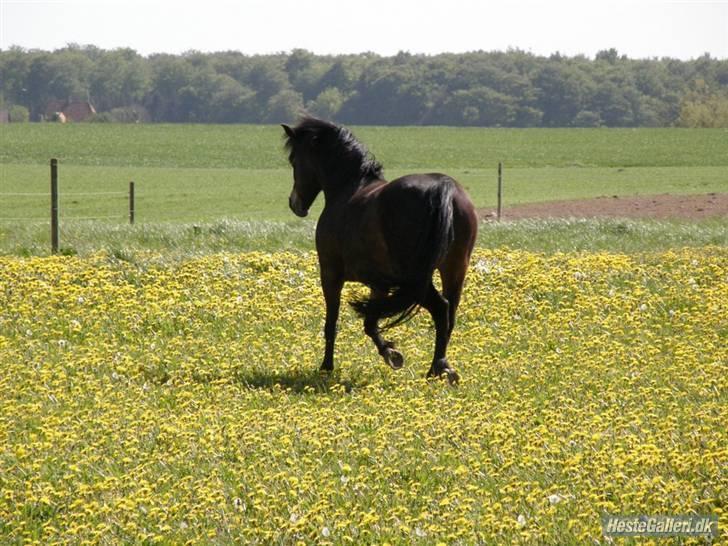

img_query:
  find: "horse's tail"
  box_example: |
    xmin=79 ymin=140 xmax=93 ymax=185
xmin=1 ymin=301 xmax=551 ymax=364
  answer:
xmin=350 ymin=177 xmax=456 ymax=330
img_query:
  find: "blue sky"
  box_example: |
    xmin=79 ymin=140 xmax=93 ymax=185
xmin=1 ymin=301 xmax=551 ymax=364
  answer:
xmin=2 ymin=0 xmax=727 ymax=59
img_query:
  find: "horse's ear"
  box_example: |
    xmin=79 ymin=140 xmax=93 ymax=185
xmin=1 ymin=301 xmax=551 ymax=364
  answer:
xmin=281 ymin=124 xmax=296 ymax=138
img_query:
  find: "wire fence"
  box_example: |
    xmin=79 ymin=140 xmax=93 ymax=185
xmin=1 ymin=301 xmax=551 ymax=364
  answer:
xmin=0 ymin=195 xmax=271 ymax=222
xmin=0 ymin=190 xmax=129 ymax=222
xmin=0 ymin=192 xmax=269 ymax=223
xmin=1 ymin=160 xmax=137 ymax=255
xmin=0 ymin=192 xmax=53 ymax=222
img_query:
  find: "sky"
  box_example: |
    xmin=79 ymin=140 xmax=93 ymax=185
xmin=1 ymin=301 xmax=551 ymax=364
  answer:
xmin=1 ymin=0 xmax=727 ymax=59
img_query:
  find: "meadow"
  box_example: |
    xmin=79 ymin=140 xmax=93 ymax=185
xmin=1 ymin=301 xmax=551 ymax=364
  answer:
xmin=1 ymin=124 xmax=726 ymax=544
xmin=0 ymin=248 xmax=726 ymax=544
xmin=2 ymin=125 xmax=727 ymax=221
xmin=1 ymin=124 xmax=726 ymax=254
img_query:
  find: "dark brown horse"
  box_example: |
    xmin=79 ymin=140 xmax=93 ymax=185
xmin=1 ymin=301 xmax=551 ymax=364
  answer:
xmin=282 ymin=118 xmax=477 ymax=383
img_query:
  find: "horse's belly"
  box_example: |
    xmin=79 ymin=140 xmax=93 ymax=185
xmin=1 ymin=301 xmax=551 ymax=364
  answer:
xmin=342 ymin=251 xmax=398 ymax=288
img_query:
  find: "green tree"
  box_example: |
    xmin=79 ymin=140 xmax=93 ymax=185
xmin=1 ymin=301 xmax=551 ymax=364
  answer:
xmin=573 ymin=110 xmax=601 ymax=127
xmin=266 ymin=89 xmax=304 ymax=123
xmin=318 ymin=60 xmax=354 ymax=93
xmin=343 ymin=60 xmax=439 ymax=124
xmin=2 ymin=46 xmax=726 ymax=126
xmin=589 ymin=81 xmax=635 ymax=126
xmin=678 ymin=91 xmax=728 ymax=127
xmin=439 ymin=87 xmax=517 ymax=126
xmin=285 ymin=49 xmax=327 ymax=100
xmin=209 ymin=75 xmax=256 ymax=123
xmin=0 ymin=47 xmax=31 ymax=108
xmin=534 ymin=63 xmax=588 ymax=126
xmin=307 ymin=87 xmax=344 ymax=120
xmin=90 ymin=49 xmax=150 ymax=111
xmin=146 ymin=55 xmax=194 ymax=121
xmin=8 ymin=104 xmax=30 ymax=122
xmin=248 ymin=61 xmax=290 ymax=102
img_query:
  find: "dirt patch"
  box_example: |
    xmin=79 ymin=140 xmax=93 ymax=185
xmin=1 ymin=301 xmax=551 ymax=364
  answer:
xmin=479 ymin=193 xmax=728 ymax=221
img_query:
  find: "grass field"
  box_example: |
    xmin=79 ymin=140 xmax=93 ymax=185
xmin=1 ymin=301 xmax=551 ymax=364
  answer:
xmin=2 ymin=124 xmax=727 ymax=223
xmin=1 ymin=248 xmax=726 ymax=545
xmin=1 ymin=124 xmax=726 ymax=544
xmin=4 ymin=125 xmax=728 ymax=169
xmin=2 ymin=217 xmax=727 ymax=259
xmin=2 ymin=163 xmax=726 ymax=223
xmin=1 ymin=124 xmax=727 ymax=255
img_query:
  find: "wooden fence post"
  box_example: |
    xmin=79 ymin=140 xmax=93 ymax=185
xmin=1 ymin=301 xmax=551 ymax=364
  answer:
xmin=50 ymin=158 xmax=59 ymax=253
xmin=497 ymin=161 xmax=503 ymax=221
xmin=129 ymin=181 xmax=135 ymax=225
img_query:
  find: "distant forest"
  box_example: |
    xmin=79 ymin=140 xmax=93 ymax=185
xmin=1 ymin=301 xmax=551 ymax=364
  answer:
xmin=2 ymin=45 xmax=728 ymax=127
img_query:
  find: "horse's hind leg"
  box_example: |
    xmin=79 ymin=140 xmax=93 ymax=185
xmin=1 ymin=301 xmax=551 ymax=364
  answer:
xmin=364 ymin=288 xmax=404 ymax=369
xmin=422 ymin=282 xmax=458 ymax=384
xmin=439 ymin=253 xmax=469 ymax=338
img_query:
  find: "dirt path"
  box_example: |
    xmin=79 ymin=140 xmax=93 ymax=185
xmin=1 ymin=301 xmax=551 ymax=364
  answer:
xmin=479 ymin=193 xmax=728 ymax=221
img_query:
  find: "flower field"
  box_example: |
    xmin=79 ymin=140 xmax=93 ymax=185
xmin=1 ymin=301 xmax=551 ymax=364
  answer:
xmin=0 ymin=248 xmax=726 ymax=545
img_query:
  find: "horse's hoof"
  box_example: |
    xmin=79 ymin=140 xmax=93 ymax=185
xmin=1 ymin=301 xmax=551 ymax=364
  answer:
xmin=444 ymin=368 xmax=460 ymax=385
xmin=383 ymin=348 xmax=404 ymax=370
xmin=425 ymin=361 xmax=459 ymax=385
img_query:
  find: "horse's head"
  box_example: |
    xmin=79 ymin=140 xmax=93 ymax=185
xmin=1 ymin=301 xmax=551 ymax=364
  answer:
xmin=282 ymin=123 xmax=322 ymax=218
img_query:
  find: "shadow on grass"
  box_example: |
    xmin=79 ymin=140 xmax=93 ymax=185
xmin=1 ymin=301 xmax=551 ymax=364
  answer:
xmin=234 ymin=366 xmax=369 ymax=395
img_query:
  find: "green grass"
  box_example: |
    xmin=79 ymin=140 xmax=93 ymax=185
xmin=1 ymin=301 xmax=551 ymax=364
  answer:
xmin=2 ymin=218 xmax=725 ymax=258
xmin=1 ymin=163 xmax=726 ymax=223
xmin=3 ymin=124 xmax=728 ymax=168
xmin=0 ymin=164 xmax=291 ymax=222
xmin=1 ymin=124 xmax=726 ymax=255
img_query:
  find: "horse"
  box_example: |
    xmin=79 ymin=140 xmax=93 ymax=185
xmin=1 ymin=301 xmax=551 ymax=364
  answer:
xmin=282 ymin=118 xmax=477 ymax=384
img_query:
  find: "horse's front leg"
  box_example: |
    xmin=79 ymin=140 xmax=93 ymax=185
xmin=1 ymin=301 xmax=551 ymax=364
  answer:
xmin=363 ymin=288 xmax=404 ymax=370
xmin=320 ymin=272 xmax=343 ymax=372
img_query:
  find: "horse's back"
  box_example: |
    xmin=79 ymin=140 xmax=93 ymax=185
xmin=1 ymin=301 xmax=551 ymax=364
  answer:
xmin=375 ymin=173 xmax=476 ymax=277
xmin=381 ymin=173 xmax=476 ymax=238
xmin=386 ymin=172 xmax=456 ymax=193
xmin=377 ymin=173 xmax=455 ymax=217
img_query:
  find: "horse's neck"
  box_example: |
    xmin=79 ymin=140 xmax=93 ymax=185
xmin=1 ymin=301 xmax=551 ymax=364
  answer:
xmin=321 ymin=175 xmax=366 ymax=203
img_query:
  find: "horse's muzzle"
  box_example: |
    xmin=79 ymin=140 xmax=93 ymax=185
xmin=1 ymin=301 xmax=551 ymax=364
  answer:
xmin=289 ymin=193 xmax=308 ymax=218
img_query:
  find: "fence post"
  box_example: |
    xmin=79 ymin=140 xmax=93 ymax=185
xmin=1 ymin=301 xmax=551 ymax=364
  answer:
xmin=129 ymin=181 xmax=135 ymax=225
xmin=50 ymin=158 xmax=59 ymax=253
xmin=497 ymin=161 xmax=503 ymax=221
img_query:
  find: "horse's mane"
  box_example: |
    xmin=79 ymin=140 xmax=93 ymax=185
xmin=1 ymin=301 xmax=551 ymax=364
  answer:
xmin=284 ymin=117 xmax=384 ymax=182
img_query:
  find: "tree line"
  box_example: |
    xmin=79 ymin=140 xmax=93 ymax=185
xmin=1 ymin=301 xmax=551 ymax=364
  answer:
xmin=1 ymin=45 xmax=727 ymax=127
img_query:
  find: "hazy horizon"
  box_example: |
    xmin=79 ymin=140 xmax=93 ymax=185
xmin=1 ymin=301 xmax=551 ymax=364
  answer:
xmin=1 ymin=44 xmax=725 ymax=62
xmin=2 ymin=0 xmax=727 ymax=61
